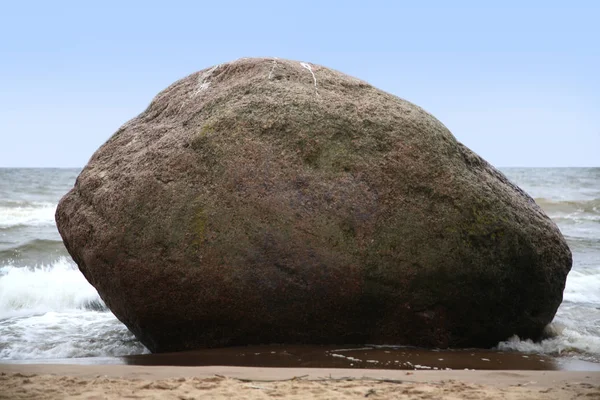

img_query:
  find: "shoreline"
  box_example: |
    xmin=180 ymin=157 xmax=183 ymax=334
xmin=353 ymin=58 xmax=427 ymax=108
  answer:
xmin=1 ymin=364 xmax=599 ymax=399
xmin=2 ymin=363 xmax=599 ymax=384
xmin=3 ymin=345 xmax=600 ymax=371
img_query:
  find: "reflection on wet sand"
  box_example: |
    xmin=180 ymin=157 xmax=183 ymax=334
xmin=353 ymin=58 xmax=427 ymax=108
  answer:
xmin=116 ymin=345 xmax=599 ymax=371
xmin=5 ymin=344 xmax=600 ymax=370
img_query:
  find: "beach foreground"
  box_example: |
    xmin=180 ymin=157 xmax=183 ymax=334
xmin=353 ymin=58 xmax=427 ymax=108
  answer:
xmin=1 ymin=365 xmax=599 ymax=399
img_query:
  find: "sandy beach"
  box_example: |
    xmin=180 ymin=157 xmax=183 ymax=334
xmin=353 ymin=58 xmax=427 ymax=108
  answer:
xmin=1 ymin=364 xmax=599 ymax=399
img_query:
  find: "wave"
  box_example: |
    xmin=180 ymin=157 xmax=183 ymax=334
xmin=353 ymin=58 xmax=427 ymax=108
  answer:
xmin=0 ymin=202 xmax=57 ymax=229
xmin=0 ymin=258 xmax=149 ymax=360
xmin=535 ymin=198 xmax=600 ymax=220
xmin=497 ymin=302 xmax=600 ymax=362
xmin=564 ymin=236 xmax=600 ymax=249
xmin=563 ymin=269 xmax=600 ymax=305
xmin=0 ymin=239 xmax=67 ymax=262
xmin=0 ymin=258 xmax=107 ymax=320
xmin=497 ymin=330 xmax=600 ymax=363
xmin=0 ymin=311 xmax=148 ymax=360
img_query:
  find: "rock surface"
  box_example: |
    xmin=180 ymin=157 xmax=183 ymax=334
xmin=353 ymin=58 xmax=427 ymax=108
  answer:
xmin=56 ymin=58 xmax=572 ymax=352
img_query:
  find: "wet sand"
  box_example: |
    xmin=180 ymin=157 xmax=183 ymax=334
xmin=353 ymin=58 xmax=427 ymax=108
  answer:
xmin=5 ymin=345 xmax=600 ymax=371
xmin=118 ymin=345 xmax=600 ymax=371
xmin=3 ymin=346 xmax=600 ymax=399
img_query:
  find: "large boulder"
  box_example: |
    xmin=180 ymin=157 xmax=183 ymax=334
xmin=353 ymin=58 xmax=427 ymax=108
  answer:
xmin=56 ymin=58 xmax=572 ymax=353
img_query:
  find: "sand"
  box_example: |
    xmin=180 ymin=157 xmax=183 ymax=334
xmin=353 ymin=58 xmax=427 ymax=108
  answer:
xmin=1 ymin=364 xmax=599 ymax=399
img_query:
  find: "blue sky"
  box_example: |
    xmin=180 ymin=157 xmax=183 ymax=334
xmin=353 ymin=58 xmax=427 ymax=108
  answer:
xmin=0 ymin=1 xmax=598 ymax=167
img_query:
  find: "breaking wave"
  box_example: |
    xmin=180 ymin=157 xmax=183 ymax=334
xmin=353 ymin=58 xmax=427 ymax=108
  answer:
xmin=0 ymin=258 xmax=148 ymax=359
xmin=0 ymin=201 xmax=57 ymax=229
xmin=534 ymin=197 xmax=600 ymax=221
xmin=0 ymin=257 xmax=106 ymax=319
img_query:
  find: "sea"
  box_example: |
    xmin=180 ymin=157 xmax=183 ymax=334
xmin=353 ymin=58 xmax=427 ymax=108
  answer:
xmin=0 ymin=167 xmax=599 ymax=366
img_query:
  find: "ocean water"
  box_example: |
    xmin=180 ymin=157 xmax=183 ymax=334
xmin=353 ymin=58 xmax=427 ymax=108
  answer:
xmin=0 ymin=169 xmax=147 ymax=360
xmin=0 ymin=167 xmax=598 ymax=363
xmin=497 ymin=168 xmax=600 ymax=363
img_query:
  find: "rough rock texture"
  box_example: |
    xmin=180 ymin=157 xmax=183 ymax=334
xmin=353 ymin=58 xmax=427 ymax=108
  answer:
xmin=56 ymin=58 xmax=572 ymax=353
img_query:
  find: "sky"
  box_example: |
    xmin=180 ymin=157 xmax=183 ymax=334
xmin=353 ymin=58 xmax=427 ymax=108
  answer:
xmin=0 ymin=1 xmax=598 ymax=168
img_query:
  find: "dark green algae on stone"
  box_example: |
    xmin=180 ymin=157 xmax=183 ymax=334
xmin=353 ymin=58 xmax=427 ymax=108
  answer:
xmin=55 ymin=58 xmax=572 ymax=353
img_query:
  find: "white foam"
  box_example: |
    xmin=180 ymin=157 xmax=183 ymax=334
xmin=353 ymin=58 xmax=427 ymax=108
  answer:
xmin=0 ymin=311 xmax=148 ymax=359
xmin=414 ymin=364 xmax=432 ymax=369
xmin=330 ymin=354 xmax=361 ymax=362
xmin=495 ymin=257 xmax=600 ymax=362
xmin=498 ymin=330 xmax=600 ymax=361
xmin=563 ymin=270 xmax=600 ymax=304
xmin=0 ymin=258 xmax=104 ymax=319
xmin=0 ymin=203 xmax=56 ymax=228
xmin=0 ymin=258 xmax=148 ymax=359
xmin=497 ymin=302 xmax=600 ymax=362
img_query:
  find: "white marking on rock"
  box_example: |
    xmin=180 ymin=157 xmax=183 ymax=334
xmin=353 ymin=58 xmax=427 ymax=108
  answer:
xmin=193 ymin=65 xmax=221 ymax=97
xmin=268 ymin=57 xmax=278 ymax=79
xmin=198 ymin=81 xmax=210 ymax=91
xmin=300 ymin=62 xmax=319 ymax=96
